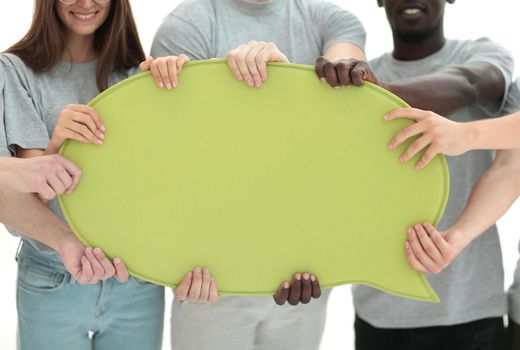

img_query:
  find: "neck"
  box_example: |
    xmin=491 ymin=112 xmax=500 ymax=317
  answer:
xmin=392 ymin=27 xmax=445 ymax=61
xmin=63 ymin=31 xmax=97 ymax=63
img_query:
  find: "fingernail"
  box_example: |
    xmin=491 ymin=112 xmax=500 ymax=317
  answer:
xmin=188 ymin=272 xmax=193 ymax=279
xmin=99 ymin=133 xmax=105 ymax=140
xmin=320 ymin=78 xmax=326 ymax=84
xmin=415 ymin=225 xmax=421 ymax=230
xmin=407 ymin=228 xmax=413 ymax=235
xmin=283 ymin=282 xmax=290 ymax=288
xmin=400 ymin=157 xmax=405 ymax=163
xmin=114 ymin=258 xmax=121 ymax=264
xmin=195 ymin=267 xmax=201 ymax=273
xmin=96 ymin=139 xmax=103 ymax=145
xmin=334 ymin=86 xmax=341 ymax=90
xmin=93 ymin=247 xmax=101 ymax=254
xmin=159 ymin=82 xmax=164 ymax=89
xmin=310 ymin=275 xmax=316 ymax=282
xmin=303 ymin=273 xmax=310 ymax=280
xmin=166 ymin=83 xmax=172 ymax=90
xmin=101 ymin=125 xmax=106 ymax=132
xmin=296 ymin=274 xmax=302 ymax=280
xmin=388 ymin=143 xmax=394 ymax=150
xmin=203 ymin=268 xmax=209 ymax=274
xmin=405 ymin=242 xmax=410 ymax=249
xmin=172 ymin=81 xmax=177 ymax=88
xmin=384 ymin=114 xmax=389 ymax=120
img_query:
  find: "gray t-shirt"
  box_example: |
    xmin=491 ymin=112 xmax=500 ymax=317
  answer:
xmin=0 ymin=53 xmax=136 ymax=256
xmin=353 ymin=38 xmax=514 ymax=328
xmin=0 ymin=67 xmax=9 ymax=157
xmin=502 ymin=79 xmax=520 ymax=323
xmin=150 ymin=0 xmax=366 ymax=64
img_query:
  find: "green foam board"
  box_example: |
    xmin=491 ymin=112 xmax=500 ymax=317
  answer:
xmin=59 ymin=60 xmax=449 ymax=302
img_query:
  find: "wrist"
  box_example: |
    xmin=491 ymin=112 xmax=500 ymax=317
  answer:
xmin=463 ymin=122 xmax=481 ymax=152
xmin=54 ymin=230 xmax=80 ymax=256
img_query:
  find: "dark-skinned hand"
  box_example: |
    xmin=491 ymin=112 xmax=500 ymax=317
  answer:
xmin=273 ymin=272 xmax=321 ymax=306
xmin=315 ymin=56 xmax=383 ymax=88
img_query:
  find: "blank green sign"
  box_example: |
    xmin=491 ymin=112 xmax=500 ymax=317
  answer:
xmin=59 ymin=60 xmax=449 ymax=302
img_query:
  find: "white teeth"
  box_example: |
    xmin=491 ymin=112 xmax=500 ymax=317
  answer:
xmin=403 ymin=8 xmax=421 ymax=15
xmin=73 ymin=13 xmax=95 ymax=20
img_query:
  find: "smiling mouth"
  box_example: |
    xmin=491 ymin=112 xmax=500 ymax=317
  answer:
xmin=402 ymin=8 xmax=422 ymax=15
xmin=71 ymin=11 xmax=98 ymax=22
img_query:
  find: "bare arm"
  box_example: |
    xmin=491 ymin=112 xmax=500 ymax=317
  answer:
xmin=323 ymin=42 xmax=366 ymax=61
xmin=385 ymin=62 xmax=505 ymax=116
xmin=405 ymin=149 xmax=520 ymax=273
xmin=466 ymin=112 xmax=520 ymax=150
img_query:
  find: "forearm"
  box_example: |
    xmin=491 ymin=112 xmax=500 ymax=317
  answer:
xmin=449 ymin=151 xmax=520 ymax=243
xmin=465 ymin=112 xmax=520 ymax=150
xmin=385 ymin=64 xmax=505 ymax=115
xmin=0 ymin=185 xmax=74 ymax=252
xmin=323 ymin=43 xmax=366 ymax=61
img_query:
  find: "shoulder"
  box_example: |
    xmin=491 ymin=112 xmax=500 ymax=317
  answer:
xmin=166 ymin=0 xmax=215 ymax=22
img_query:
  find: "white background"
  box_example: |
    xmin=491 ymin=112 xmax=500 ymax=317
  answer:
xmin=1 ymin=1 xmax=520 ymax=349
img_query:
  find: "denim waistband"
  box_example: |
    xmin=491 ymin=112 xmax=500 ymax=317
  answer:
xmin=17 ymin=240 xmax=67 ymax=273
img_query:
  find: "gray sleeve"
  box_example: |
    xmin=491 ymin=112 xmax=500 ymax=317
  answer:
xmin=464 ymin=38 xmax=515 ymax=117
xmin=502 ymin=79 xmax=520 ymax=115
xmin=1 ymin=57 xmax=49 ymax=154
xmin=150 ymin=4 xmax=214 ymax=60
xmin=0 ymin=76 xmax=9 ymax=157
xmin=310 ymin=0 xmax=366 ymax=53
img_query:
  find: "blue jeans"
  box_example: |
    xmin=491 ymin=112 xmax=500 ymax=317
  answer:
xmin=16 ymin=241 xmax=165 ymax=350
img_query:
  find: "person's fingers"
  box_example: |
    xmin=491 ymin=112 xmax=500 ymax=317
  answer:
xmin=149 ymin=60 xmax=165 ymax=89
xmin=245 ymin=42 xmax=265 ymax=87
xmin=139 ymin=56 xmax=153 ymax=72
xmin=165 ymin=57 xmax=178 ymax=89
xmin=336 ymin=61 xmax=353 ymax=86
xmin=46 ymin=173 xmax=67 ymax=197
xmin=273 ymin=281 xmax=290 ymax=305
xmin=187 ymin=267 xmax=203 ymax=302
xmin=113 ymin=257 xmax=129 ymax=283
xmin=85 ymin=247 xmax=104 ymax=283
xmin=63 ymin=119 xmax=102 ymax=145
xmin=60 ymin=157 xmax=82 ymax=194
xmin=76 ymin=255 xmax=93 ymax=284
xmin=38 ymin=182 xmax=57 ymax=201
xmin=208 ymin=277 xmax=219 ymax=303
xmin=176 ymin=54 xmax=190 ymax=75
xmin=388 ymin=122 xmax=425 ymax=151
xmin=71 ymin=113 xmax=104 ymax=141
xmin=235 ymin=42 xmax=256 ymax=87
xmin=300 ymin=273 xmax=312 ymax=304
xmin=93 ymin=248 xmax=116 ymax=280
xmin=175 ymin=272 xmax=192 ymax=301
xmin=288 ymin=273 xmax=302 ymax=306
xmin=323 ymin=61 xmax=340 ymax=88
xmin=310 ymin=275 xmax=322 ymax=299
xmin=68 ymin=105 xmax=105 ymax=132
xmin=416 ymin=145 xmax=439 ymax=170
xmin=384 ymin=108 xmax=429 ymax=122
xmin=423 ymin=222 xmax=451 ymax=258
xmin=407 ymin=227 xmax=437 ymax=272
xmin=404 ymin=241 xmax=429 ymax=273
xmin=226 ymin=46 xmax=244 ymax=81
xmin=56 ymin=169 xmax=73 ymax=192
xmin=315 ymin=56 xmax=327 ymax=83
xmin=415 ymin=224 xmax=443 ymax=264
xmin=350 ymin=61 xmax=373 ymax=86
xmin=199 ymin=268 xmax=212 ymax=302
xmin=399 ymin=135 xmax=432 ymax=164
xmin=157 ymin=58 xmax=172 ymax=89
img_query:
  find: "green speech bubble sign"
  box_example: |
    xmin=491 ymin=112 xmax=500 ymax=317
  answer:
xmin=59 ymin=60 xmax=449 ymax=302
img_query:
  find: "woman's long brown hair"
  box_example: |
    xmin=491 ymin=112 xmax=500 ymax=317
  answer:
xmin=6 ymin=0 xmax=145 ymax=91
